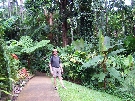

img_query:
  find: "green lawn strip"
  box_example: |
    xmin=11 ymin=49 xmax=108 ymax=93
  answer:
xmin=57 ymin=80 xmax=122 ymax=101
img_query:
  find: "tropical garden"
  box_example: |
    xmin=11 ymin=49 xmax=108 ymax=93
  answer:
xmin=0 ymin=0 xmax=135 ymax=100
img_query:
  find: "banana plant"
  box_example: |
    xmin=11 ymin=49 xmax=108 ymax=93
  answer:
xmin=82 ymin=29 xmax=125 ymax=88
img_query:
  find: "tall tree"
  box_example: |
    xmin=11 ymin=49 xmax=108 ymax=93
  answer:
xmin=20 ymin=0 xmax=24 ymax=21
xmin=60 ymin=0 xmax=68 ymax=46
xmin=8 ymin=0 xmax=11 ymax=17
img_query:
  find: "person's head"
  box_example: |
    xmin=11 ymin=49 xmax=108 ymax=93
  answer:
xmin=52 ymin=49 xmax=58 ymax=55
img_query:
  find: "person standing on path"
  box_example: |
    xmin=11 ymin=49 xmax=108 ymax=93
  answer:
xmin=49 ymin=49 xmax=66 ymax=90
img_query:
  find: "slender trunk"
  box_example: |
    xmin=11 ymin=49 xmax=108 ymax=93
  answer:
xmin=61 ymin=0 xmax=68 ymax=47
xmin=71 ymin=27 xmax=73 ymax=42
xmin=20 ymin=0 xmax=23 ymax=21
xmin=27 ymin=56 xmax=31 ymax=69
xmin=2 ymin=0 xmax=5 ymax=18
xmin=122 ymin=10 xmax=125 ymax=35
xmin=49 ymin=13 xmax=53 ymax=26
xmin=101 ymin=54 xmax=107 ymax=89
xmin=8 ymin=0 xmax=11 ymax=17
xmin=62 ymin=20 xmax=68 ymax=46
xmin=44 ymin=8 xmax=48 ymax=16
xmin=105 ymin=0 xmax=108 ymax=36
xmin=131 ymin=0 xmax=135 ymax=34
xmin=133 ymin=25 xmax=135 ymax=35
xmin=15 ymin=0 xmax=18 ymax=15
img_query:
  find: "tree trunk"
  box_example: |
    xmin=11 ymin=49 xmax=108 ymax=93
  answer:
xmin=27 ymin=55 xmax=31 ymax=69
xmin=49 ymin=13 xmax=53 ymax=26
xmin=2 ymin=0 xmax=5 ymax=18
xmin=62 ymin=20 xmax=68 ymax=46
xmin=8 ymin=0 xmax=11 ymax=17
xmin=61 ymin=0 xmax=68 ymax=47
xmin=15 ymin=0 xmax=18 ymax=15
xmin=20 ymin=0 xmax=23 ymax=21
xmin=105 ymin=0 xmax=108 ymax=36
xmin=133 ymin=25 xmax=135 ymax=35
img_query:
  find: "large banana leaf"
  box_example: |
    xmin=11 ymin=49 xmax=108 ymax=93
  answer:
xmin=107 ymin=67 xmax=121 ymax=80
xmin=82 ymin=55 xmax=103 ymax=68
xmin=92 ymin=72 xmax=106 ymax=82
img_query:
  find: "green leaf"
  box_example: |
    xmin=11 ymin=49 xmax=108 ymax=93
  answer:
xmin=109 ymin=49 xmax=125 ymax=55
xmin=82 ymin=55 xmax=103 ymax=68
xmin=72 ymin=38 xmax=84 ymax=51
xmin=21 ymin=39 xmax=50 ymax=54
xmin=98 ymin=72 xmax=106 ymax=82
xmin=104 ymin=36 xmax=110 ymax=47
xmin=9 ymin=78 xmax=15 ymax=83
xmin=91 ymin=72 xmax=106 ymax=82
xmin=107 ymin=67 xmax=121 ymax=80
xmin=128 ymin=55 xmax=133 ymax=67
xmin=1 ymin=90 xmax=12 ymax=95
xmin=0 ymin=77 xmax=6 ymax=80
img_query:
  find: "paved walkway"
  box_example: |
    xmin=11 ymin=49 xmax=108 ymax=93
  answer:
xmin=16 ymin=74 xmax=61 ymax=101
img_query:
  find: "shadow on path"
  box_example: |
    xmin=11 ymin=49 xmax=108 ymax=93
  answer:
xmin=17 ymin=72 xmax=61 ymax=101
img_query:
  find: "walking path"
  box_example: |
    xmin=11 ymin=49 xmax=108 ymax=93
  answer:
xmin=16 ymin=73 xmax=61 ymax=101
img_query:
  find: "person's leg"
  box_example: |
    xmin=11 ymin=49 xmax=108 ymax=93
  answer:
xmin=54 ymin=77 xmax=58 ymax=90
xmin=52 ymin=67 xmax=58 ymax=90
xmin=53 ymin=77 xmax=57 ymax=86
xmin=57 ymin=68 xmax=66 ymax=89
xmin=58 ymin=76 xmax=64 ymax=87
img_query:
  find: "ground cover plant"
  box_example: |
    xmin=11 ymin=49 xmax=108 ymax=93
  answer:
xmin=57 ymin=80 xmax=122 ymax=101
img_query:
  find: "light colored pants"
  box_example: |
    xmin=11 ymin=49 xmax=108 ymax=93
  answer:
xmin=52 ymin=67 xmax=62 ymax=77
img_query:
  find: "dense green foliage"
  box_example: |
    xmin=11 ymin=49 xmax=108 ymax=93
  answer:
xmin=58 ymin=37 xmax=135 ymax=100
xmin=0 ymin=0 xmax=135 ymax=100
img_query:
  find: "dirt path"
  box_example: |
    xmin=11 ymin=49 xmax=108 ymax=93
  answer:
xmin=16 ymin=75 xmax=61 ymax=101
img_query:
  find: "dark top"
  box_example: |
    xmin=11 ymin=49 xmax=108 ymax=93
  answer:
xmin=50 ymin=55 xmax=61 ymax=68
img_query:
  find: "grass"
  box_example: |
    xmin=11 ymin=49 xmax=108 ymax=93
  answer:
xmin=57 ymin=80 xmax=122 ymax=101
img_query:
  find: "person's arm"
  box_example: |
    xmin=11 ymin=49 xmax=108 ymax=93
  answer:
xmin=49 ymin=63 xmax=53 ymax=75
xmin=49 ymin=56 xmax=53 ymax=75
xmin=60 ymin=63 xmax=63 ymax=73
xmin=59 ymin=57 xmax=64 ymax=73
xmin=49 ymin=63 xmax=52 ymax=71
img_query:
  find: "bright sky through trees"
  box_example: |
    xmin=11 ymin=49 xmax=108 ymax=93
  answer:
xmin=17 ymin=0 xmax=131 ymax=5
xmin=0 ymin=0 xmax=132 ymax=9
xmin=125 ymin=0 xmax=131 ymax=5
